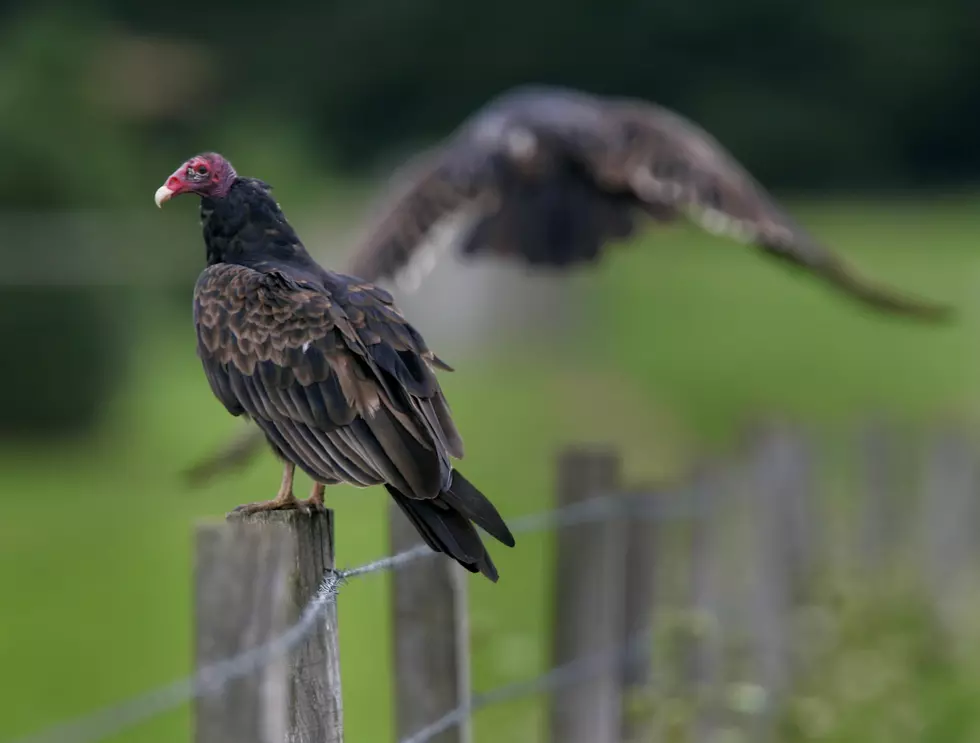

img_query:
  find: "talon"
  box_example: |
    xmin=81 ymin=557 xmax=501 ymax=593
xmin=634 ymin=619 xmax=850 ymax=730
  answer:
xmin=231 ymin=496 xmax=301 ymax=515
xmin=303 ymin=482 xmax=327 ymax=513
xmin=230 ymin=463 xmax=299 ymax=515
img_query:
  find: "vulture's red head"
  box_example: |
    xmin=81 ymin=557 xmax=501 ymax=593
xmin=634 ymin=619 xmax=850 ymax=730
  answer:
xmin=154 ymin=152 xmax=237 ymax=207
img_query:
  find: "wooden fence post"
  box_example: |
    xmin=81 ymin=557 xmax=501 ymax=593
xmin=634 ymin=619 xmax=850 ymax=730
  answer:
xmin=919 ymin=427 xmax=980 ymax=636
xmin=857 ymin=421 xmax=909 ymax=577
xmin=683 ymin=466 xmax=728 ymax=743
xmin=617 ymin=487 xmax=661 ymax=743
xmin=739 ymin=425 xmax=805 ymax=742
xmin=548 ymin=447 xmax=627 ymax=743
xmin=389 ymin=502 xmax=472 ymax=743
xmin=194 ymin=509 xmax=343 ymax=743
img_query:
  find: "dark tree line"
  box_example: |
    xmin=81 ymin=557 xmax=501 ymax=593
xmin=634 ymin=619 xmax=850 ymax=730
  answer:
xmin=105 ymin=0 xmax=980 ymax=189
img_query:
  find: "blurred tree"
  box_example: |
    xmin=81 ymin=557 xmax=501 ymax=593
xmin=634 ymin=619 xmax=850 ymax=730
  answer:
xmin=0 ymin=10 xmax=143 ymax=207
xmin=113 ymin=0 xmax=980 ymax=189
xmin=0 ymin=10 xmax=142 ymax=436
xmin=0 ymin=287 xmax=128 ymax=438
xmin=7 ymin=0 xmax=980 ymax=190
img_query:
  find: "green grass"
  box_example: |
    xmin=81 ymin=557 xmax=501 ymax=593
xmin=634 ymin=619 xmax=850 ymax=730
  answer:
xmin=4 ymin=194 xmax=980 ymax=742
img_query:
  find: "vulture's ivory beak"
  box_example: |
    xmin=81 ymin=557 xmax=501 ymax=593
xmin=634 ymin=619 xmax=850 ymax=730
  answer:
xmin=154 ymin=183 xmax=176 ymax=208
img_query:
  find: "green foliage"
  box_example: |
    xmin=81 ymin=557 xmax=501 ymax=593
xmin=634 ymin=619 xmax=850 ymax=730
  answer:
xmin=0 ymin=286 xmax=131 ymax=437
xmin=0 ymin=10 xmax=139 ymax=434
xmin=780 ymin=586 xmax=980 ymax=743
xmin=0 ymin=9 xmax=148 ymax=208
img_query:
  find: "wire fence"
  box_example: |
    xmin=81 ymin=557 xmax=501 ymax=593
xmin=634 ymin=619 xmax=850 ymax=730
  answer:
xmin=6 ymin=489 xmax=695 ymax=743
xmin=15 ymin=424 xmax=980 ymax=743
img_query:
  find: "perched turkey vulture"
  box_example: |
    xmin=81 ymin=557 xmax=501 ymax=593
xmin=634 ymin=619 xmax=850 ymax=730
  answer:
xmin=182 ymin=84 xmax=954 ymax=484
xmin=156 ymin=152 xmax=515 ymax=580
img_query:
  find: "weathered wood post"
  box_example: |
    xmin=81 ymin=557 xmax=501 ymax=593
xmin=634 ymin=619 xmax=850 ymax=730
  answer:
xmin=388 ymin=502 xmax=472 ymax=743
xmin=194 ymin=509 xmax=343 ymax=743
xmin=739 ymin=425 xmax=806 ymax=742
xmin=919 ymin=427 xmax=980 ymax=636
xmin=683 ymin=466 xmax=728 ymax=743
xmin=548 ymin=447 xmax=627 ymax=743
xmin=857 ymin=421 xmax=907 ymax=576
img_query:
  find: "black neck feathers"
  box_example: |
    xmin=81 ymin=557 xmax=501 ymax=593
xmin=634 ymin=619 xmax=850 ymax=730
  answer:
xmin=200 ymin=178 xmax=318 ymax=274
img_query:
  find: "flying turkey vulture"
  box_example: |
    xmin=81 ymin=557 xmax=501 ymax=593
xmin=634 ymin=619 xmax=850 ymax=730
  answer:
xmin=156 ymin=152 xmax=515 ymax=580
xmin=182 ymin=84 xmax=954 ymax=484
xmin=347 ymin=84 xmax=952 ymax=320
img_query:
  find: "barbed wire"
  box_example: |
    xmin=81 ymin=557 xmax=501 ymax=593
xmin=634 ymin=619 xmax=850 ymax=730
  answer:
xmin=5 ymin=489 xmax=699 ymax=743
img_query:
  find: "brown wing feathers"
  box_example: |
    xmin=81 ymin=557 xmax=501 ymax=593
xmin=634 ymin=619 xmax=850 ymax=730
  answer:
xmin=346 ymin=148 xmax=499 ymax=289
xmin=193 ymin=260 xmax=513 ymax=579
xmin=596 ymin=101 xmax=952 ymax=319
xmin=195 ymin=264 xmax=448 ymax=496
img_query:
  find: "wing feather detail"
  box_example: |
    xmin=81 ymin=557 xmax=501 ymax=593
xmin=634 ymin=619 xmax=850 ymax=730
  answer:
xmin=192 ymin=263 xmax=463 ymax=499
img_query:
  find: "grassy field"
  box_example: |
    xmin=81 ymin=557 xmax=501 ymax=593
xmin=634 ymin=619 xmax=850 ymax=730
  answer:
xmin=3 ymin=194 xmax=980 ymax=742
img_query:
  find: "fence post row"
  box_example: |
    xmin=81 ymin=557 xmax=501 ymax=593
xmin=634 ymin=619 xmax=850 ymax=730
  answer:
xmin=194 ymin=509 xmax=343 ymax=743
xmin=183 ymin=423 xmax=980 ymax=743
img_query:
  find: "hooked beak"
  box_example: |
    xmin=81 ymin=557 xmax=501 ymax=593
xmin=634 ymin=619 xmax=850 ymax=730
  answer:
xmin=154 ymin=184 xmax=175 ymax=208
xmin=154 ymin=173 xmax=185 ymax=208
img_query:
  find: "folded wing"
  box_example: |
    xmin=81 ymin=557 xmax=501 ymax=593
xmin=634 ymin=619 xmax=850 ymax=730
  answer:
xmin=193 ymin=263 xmax=462 ymax=499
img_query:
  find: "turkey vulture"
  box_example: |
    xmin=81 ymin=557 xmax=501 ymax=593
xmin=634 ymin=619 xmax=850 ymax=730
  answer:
xmin=182 ymin=84 xmax=954 ymax=484
xmin=347 ymin=84 xmax=951 ymax=321
xmin=156 ymin=152 xmax=515 ymax=580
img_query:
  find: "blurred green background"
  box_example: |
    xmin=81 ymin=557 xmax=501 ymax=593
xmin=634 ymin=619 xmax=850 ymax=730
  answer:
xmin=3 ymin=2 xmax=980 ymax=742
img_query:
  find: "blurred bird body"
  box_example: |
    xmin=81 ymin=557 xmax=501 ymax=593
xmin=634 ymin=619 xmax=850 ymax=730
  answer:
xmin=347 ymin=84 xmax=951 ymax=322
xmin=184 ymin=83 xmax=954 ymax=484
xmin=157 ymin=153 xmax=515 ymax=581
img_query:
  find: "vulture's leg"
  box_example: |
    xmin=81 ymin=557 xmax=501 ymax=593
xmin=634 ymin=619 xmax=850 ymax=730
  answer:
xmin=302 ymin=482 xmax=327 ymax=513
xmin=232 ymin=462 xmax=306 ymax=514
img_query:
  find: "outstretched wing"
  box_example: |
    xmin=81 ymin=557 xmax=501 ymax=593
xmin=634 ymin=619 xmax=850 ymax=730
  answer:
xmin=345 ymin=87 xmax=666 ymax=289
xmin=347 ymin=85 xmax=951 ymax=321
xmin=583 ymin=96 xmax=953 ymax=320
xmin=193 ymin=263 xmax=463 ymax=499
xmin=345 ymin=144 xmax=500 ymax=290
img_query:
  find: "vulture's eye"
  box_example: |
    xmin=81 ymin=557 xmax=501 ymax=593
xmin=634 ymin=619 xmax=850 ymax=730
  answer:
xmin=196 ymin=164 xmax=209 ymax=175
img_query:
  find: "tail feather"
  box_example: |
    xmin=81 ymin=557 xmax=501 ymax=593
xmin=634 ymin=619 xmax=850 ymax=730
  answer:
xmin=442 ymin=470 xmax=516 ymax=547
xmin=386 ymin=470 xmax=514 ymax=582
